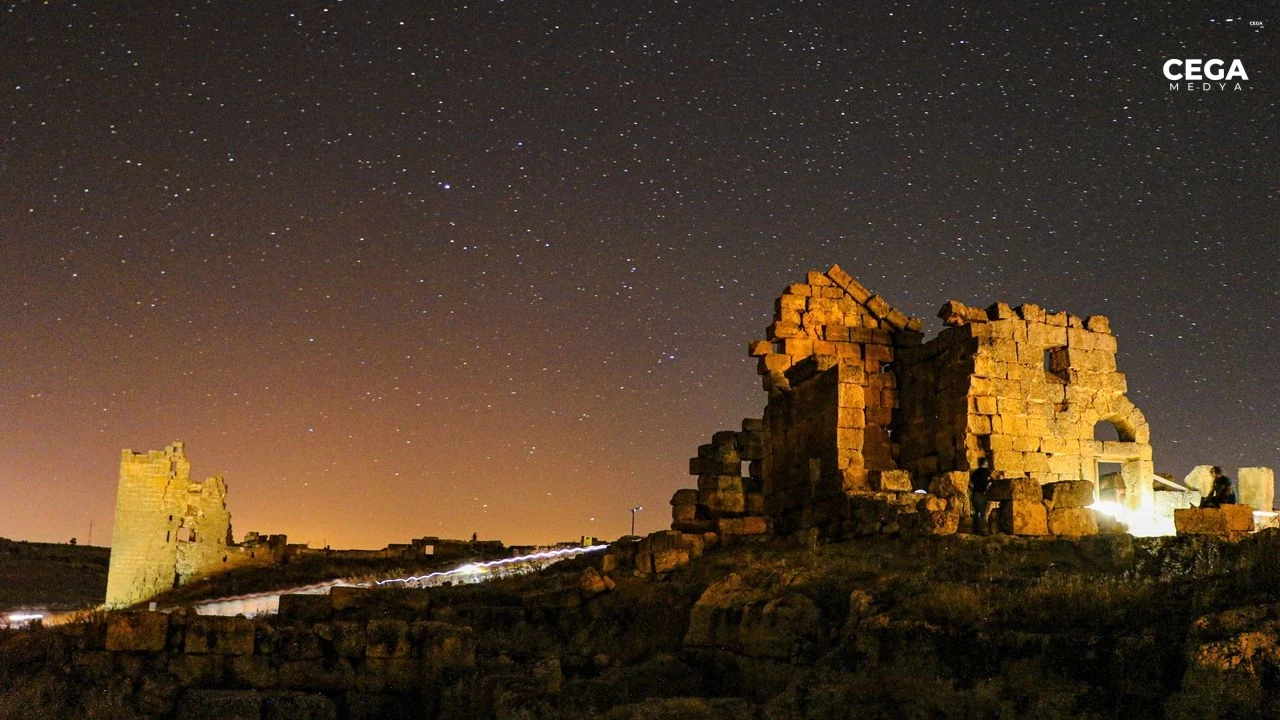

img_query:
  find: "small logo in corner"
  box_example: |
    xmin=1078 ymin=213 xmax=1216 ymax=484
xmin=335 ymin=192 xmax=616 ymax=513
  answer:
xmin=1164 ymin=58 xmax=1250 ymax=91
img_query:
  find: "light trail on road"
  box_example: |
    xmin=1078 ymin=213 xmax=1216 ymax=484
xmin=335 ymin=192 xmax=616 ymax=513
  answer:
xmin=189 ymin=543 xmax=609 ymax=617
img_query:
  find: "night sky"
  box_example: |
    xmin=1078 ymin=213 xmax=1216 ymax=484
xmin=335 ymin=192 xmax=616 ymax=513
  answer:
xmin=2 ymin=2 xmax=1275 ymax=548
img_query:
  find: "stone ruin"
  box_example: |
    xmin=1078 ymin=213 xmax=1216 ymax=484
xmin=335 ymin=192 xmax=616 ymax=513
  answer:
xmin=105 ymin=442 xmax=273 ymax=608
xmin=658 ymin=264 xmax=1265 ymax=560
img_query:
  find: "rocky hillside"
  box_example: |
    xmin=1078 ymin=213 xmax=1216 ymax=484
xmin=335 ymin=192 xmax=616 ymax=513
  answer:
xmin=0 ymin=538 xmax=109 ymax=612
xmin=4 ymin=531 xmax=1280 ymax=719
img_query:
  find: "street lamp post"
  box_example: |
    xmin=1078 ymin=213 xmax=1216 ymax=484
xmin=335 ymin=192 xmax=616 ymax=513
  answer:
xmin=630 ymin=505 xmax=644 ymax=536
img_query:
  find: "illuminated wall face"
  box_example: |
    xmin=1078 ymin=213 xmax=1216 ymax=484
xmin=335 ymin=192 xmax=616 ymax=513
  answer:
xmin=105 ymin=442 xmax=234 ymax=607
xmin=702 ymin=267 xmax=1159 ymax=539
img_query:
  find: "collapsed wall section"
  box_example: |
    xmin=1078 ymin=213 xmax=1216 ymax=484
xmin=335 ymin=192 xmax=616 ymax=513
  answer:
xmin=746 ymin=266 xmax=923 ymax=535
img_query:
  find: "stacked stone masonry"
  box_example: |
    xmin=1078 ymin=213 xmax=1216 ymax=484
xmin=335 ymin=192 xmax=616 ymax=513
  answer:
xmin=106 ymin=442 xmax=273 ymax=608
xmin=670 ymin=420 xmax=769 ymax=538
xmin=667 ymin=264 xmax=1166 ymax=542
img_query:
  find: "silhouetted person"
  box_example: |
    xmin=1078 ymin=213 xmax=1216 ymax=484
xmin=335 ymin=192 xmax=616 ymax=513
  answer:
xmin=969 ymin=457 xmax=993 ymax=534
xmin=1201 ymin=467 xmax=1236 ymax=508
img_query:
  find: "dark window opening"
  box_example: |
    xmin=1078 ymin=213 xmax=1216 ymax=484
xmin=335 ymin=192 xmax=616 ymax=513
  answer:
xmin=1044 ymin=346 xmax=1069 ymax=381
xmin=1097 ymin=462 xmax=1124 ymax=503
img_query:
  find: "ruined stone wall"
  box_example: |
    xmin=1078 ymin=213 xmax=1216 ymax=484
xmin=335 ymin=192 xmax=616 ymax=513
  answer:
xmin=106 ymin=442 xmax=241 ymax=608
xmin=106 ymin=443 xmax=191 ymax=607
xmin=666 ymin=264 xmax=1162 ymax=540
xmin=175 ymin=475 xmax=234 ymax=582
xmin=746 ymin=266 xmax=922 ymax=535
xmin=897 ymin=300 xmax=1155 ymax=511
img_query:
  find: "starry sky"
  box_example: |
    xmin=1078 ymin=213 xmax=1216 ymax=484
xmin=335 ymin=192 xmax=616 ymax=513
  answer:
xmin=2 ymin=1 xmax=1276 ymax=548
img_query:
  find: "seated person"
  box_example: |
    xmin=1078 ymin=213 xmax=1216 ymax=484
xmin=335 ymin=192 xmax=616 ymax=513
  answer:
xmin=1200 ymin=467 xmax=1236 ymax=508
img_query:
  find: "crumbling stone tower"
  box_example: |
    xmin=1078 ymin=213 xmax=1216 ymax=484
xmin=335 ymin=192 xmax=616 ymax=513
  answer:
xmin=105 ymin=442 xmax=234 ymax=607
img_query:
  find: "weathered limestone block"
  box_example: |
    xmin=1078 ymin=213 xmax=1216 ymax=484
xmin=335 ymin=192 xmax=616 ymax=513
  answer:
xmin=1047 ymin=507 xmax=1099 ymax=537
xmin=228 ymin=656 xmax=277 ymax=690
xmin=868 ymin=469 xmax=913 ymax=492
xmin=649 ymin=548 xmax=691 ymax=573
xmin=699 ymin=488 xmax=746 ymax=515
xmin=996 ymin=500 xmax=1049 ymax=536
xmin=1042 ymin=480 xmax=1095 ymax=508
xmin=672 ymin=502 xmax=699 ymax=524
xmin=987 ymin=477 xmax=1041 ymax=503
xmin=106 ymin=612 xmax=169 ymax=652
xmin=636 ymin=530 xmax=697 ymax=575
xmin=365 ymin=619 xmax=413 ymax=658
xmin=354 ymin=657 xmax=419 ymax=694
xmin=1175 ymin=506 xmax=1255 ymax=537
xmin=1238 ymin=467 xmax=1275 ymax=512
xmin=421 ymin=622 xmax=476 ymax=675
xmin=273 ymin=627 xmax=322 ymax=661
xmin=278 ymin=658 xmax=355 ymax=692
xmin=262 ymin=692 xmax=339 ymax=720
xmin=174 ymin=689 xmax=262 ymax=720
xmin=185 ymin=616 xmax=255 ymax=656
xmin=717 ymin=517 xmax=769 ymax=536
xmin=1183 ymin=465 xmax=1215 ymax=496
xmin=331 ymin=622 xmax=366 ymax=659
xmin=1222 ymin=504 xmax=1256 ymax=533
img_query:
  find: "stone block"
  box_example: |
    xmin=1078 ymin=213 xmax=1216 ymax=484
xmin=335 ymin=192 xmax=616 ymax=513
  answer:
xmin=354 ymin=657 xmax=420 ymax=694
xmin=278 ymin=659 xmax=356 ymax=692
xmin=671 ymin=488 xmax=699 ymax=506
xmin=185 ymin=616 xmax=255 ymax=656
xmin=278 ymin=594 xmax=332 ymax=622
xmin=1238 ymin=467 xmax=1275 ymax=512
xmin=717 ymin=517 xmax=769 ymax=535
xmin=106 ymin=612 xmax=169 ymax=652
xmin=228 ymin=656 xmax=277 ymax=689
xmin=1042 ymin=481 xmax=1095 ymax=508
xmin=1047 ymin=507 xmax=1099 ymax=537
xmin=987 ymin=477 xmax=1041 ymax=503
xmin=175 ymin=689 xmax=262 ymax=720
xmin=1182 ymin=465 xmax=1215 ymax=496
xmin=276 ymin=627 xmax=323 ymax=660
xmin=1085 ymin=315 xmax=1111 ymax=333
xmin=366 ymin=619 xmax=412 ymax=658
xmin=996 ymin=500 xmax=1049 ymax=536
xmin=1221 ymin=504 xmax=1256 ymax=533
xmin=652 ymin=548 xmax=692 ymax=572
xmin=1175 ymin=508 xmax=1230 ymax=536
xmin=699 ymin=488 xmax=745 ymax=515
xmin=263 ymin=692 xmax=339 ymax=720
xmin=169 ymin=654 xmax=225 ymax=687
xmin=419 ymin=622 xmax=476 ymax=675
xmin=868 ymin=469 xmax=913 ymax=492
